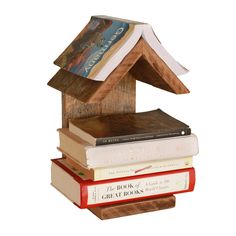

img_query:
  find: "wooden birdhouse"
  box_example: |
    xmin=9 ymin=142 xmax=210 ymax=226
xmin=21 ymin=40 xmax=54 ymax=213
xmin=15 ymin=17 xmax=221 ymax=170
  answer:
xmin=48 ymin=16 xmax=193 ymax=219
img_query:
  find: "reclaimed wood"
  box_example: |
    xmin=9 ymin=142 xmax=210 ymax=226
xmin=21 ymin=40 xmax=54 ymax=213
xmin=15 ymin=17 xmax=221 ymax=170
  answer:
xmin=101 ymin=72 xmax=135 ymax=115
xmin=62 ymin=72 xmax=135 ymax=127
xmin=89 ymin=38 xmax=189 ymax=100
xmin=48 ymin=39 xmax=189 ymax=104
xmin=130 ymin=56 xmax=174 ymax=93
xmin=89 ymin=195 xmax=176 ymax=220
xmin=88 ymin=48 xmax=142 ymax=103
xmin=48 ymin=69 xmax=102 ymax=103
xmin=138 ymin=39 xmax=189 ymax=94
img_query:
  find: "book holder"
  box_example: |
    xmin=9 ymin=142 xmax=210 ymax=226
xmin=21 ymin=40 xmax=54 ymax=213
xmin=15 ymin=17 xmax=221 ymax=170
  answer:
xmin=49 ymin=38 xmax=189 ymax=219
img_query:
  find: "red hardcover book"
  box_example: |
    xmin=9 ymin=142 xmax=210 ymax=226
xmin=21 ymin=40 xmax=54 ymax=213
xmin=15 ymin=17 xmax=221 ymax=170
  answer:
xmin=51 ymin=158 xmax=195 ymax=209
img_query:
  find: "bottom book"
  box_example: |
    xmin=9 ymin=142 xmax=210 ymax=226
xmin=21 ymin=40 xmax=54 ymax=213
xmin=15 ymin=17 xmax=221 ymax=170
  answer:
xmin=51 ymin=158 xmax=195 ymax=209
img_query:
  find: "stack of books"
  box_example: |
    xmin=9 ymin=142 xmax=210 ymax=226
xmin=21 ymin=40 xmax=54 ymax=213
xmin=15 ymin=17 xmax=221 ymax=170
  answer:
xmin=51 ymin=109 xmax=199 ymax=209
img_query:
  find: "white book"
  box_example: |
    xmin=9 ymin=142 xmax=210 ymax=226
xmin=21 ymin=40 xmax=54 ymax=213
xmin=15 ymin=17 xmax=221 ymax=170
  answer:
xmin=58 ymin=129 xmax=199 ymax=168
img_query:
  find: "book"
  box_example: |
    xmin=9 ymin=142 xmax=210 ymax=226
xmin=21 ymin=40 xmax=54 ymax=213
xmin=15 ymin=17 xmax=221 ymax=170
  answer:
xmin=69 ymin=109 xmax=191 ymax=146
xmin=58 ymin=128 xmax=199 ymax=168
xmin=54 ymin=15 xmax=188 ymax=81
xmin=63 ymin=151 xmax=193 ymax=181
xmin=51 ymin=158 xmax=195 ymax=208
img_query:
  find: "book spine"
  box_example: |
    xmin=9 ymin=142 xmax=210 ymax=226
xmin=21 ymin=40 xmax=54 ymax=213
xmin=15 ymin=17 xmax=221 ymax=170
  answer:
xmin=80 ymin=168 xmax=195 ymax=208
xmin=96 ymin=128 xmax=191 ymax=146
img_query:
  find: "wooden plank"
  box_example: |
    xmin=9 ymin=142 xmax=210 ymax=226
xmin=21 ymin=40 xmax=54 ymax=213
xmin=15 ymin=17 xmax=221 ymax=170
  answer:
xmin=87 ymin=39 xmax=189 ymax=102
xmin=101 ymin=72 xmax=136 ymax=115
xmin=48 ymin=69 xmax=102 ymax=103
xmin=130 ymin=56 xmax=174 ymax=93
xmin=62 ymin=93 xmax=100 ymax=128
xmin=139 ymin=39 xmax=189 ymax=94
xmin=48 ymin=39 xmax=188 ymax=103
xmin=89 ymin=195 xmax=176 ymax=220
xmin=87 ymin=48 xmax=142 ymax=103
xmin=62 ymin=72 xmax=136 ymax=127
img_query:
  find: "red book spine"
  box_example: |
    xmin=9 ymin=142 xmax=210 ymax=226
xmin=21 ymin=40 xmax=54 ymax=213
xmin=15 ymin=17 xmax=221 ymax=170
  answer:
xmin=52 ymin=158 xmax=195 ymax=209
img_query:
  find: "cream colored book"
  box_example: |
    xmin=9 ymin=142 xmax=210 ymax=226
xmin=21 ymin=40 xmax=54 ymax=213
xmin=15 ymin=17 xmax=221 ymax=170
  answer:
xmin=58 ymin=128 xmax=198 ymax=168
xmin=63 ymin=153 xmax=193 ymax=181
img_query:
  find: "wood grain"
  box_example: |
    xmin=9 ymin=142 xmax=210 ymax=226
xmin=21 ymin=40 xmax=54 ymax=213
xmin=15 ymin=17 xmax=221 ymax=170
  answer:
xmin=87 ymin=48 xmax=142 ymax=103
xmin=88 ymin=39 xmax=189 ymax=101
xmin=62 ymin=72 xmax=135 ymax=127
xmin=89 ymin=195 xmax=176 ymax=220
xmin=130 ymin=56 xmax=174 ymax=93
xmin=48 ymin=39 xmax=189 ymax=104
xmin=138 ymin=39 xmax=189 ymax=94
xmin=48 ymin=69 xmax=102 ymax=103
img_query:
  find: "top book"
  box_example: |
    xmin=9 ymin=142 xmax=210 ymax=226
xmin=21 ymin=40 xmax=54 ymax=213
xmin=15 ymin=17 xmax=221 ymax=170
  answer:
xmin=69 ymin=109 xmax=191 ymax=146
xmin=54 ymin=15 xmax=188 ymax=81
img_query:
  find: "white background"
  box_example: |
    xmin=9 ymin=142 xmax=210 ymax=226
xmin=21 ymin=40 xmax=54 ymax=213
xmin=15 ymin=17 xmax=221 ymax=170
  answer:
xmin=1 ymin=0 xmax=236 ymax=235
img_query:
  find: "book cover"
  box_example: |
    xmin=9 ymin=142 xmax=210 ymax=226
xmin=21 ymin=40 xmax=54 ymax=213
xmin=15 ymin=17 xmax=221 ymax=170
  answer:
xmin=69 ymin=109 xmax=191 ymax=146
xmin=54 ymin=16 xmax=134 ymax=79
xmin=51 ymin=158 xmax=195 ymax=208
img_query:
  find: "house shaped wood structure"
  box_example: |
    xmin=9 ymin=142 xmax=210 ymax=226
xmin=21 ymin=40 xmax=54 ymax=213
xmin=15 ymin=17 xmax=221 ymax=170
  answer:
xmin=48 ymin=16 xmax=189 ymax=219
xmin=48 ymin=38 xmax=189 ymax=103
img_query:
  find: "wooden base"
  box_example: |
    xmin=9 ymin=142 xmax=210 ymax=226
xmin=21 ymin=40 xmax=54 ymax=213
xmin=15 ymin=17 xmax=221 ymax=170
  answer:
xmin=88 ymin=195 xmax=176 ymax=220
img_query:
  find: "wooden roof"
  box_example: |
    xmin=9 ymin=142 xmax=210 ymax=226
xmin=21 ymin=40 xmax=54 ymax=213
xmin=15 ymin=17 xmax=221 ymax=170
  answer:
xmin=48 ymin=39 xmax=189 ymax=103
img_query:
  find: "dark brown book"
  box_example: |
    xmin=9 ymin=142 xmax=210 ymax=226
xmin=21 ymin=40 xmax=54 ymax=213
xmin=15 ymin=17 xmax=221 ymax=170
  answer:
xmin=69 ymin=109 xmax=191 ymax=146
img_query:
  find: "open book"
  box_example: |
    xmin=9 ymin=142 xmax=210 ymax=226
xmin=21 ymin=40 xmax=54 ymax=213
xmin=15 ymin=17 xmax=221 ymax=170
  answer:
xmin=54 ymin=16 xmax=188 ymax=81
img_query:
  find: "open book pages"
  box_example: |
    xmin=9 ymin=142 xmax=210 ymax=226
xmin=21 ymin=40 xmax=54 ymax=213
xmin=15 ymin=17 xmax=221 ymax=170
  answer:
xmin=54 ymin=15 xmax=188 ymax=81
